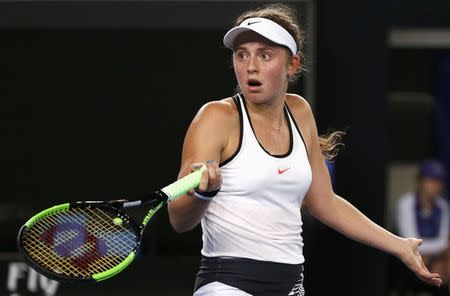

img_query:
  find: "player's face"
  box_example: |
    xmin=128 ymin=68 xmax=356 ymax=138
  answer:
xmin=232 ymin=31 xmax=299 ymax=104
xmin=418 ymin=177 xmax=444 ymax=200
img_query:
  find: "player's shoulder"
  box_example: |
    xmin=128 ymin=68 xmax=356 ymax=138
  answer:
xmin=286 ymin=93 xmax=311 ymax=108
xmin=285 ymin=93 xmax=313 ymax=117
xmin=199 ymin=97 xmax=236 ymax=116
xmin=285 ymin=93 xmax=315 ymax=130
xmin=193 ymin=97 xmax=238 ymax=128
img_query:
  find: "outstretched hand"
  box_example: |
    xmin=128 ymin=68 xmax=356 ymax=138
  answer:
xmin=398 ymin=238 xmax=442 ymax=287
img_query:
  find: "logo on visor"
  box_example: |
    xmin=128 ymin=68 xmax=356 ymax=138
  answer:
xmin=247 ymin=21 xmax=261 ymax=26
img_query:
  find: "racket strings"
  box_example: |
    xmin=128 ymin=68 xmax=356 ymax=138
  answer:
xmin=37 ymin=211 xmax=124 ymax=271
xmin=24 ymin=231 xmax=89 ymax=277
xmin=56 ymin=208 xmax=135 ymax=254
xmin=85 ymin=207 xmax=136 ymax=246
xmin=24 ymin=208 xmax=134 ymax=277
xmin=63 ymin=208 xmax=136 ymax=266
xmin=69 ymin=208 xmax=135 ymax=269
xmin=24 ymin=211 xmax=109 ymax=277
xmin=23 ymin=213 xmax=101 ymax=277
xmin=22 ymin=206 xmax=138 ymax=279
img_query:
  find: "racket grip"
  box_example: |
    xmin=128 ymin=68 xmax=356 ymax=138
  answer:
xmin=162 ymin=164 xmax=207 ymax=201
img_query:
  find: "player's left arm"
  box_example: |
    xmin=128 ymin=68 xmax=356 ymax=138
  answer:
xmin=287 ymin=94 xmax=442 ymax=287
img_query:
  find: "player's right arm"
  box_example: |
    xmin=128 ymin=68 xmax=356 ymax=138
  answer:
xmin=168 ymin=100 xmax=233 ymax=233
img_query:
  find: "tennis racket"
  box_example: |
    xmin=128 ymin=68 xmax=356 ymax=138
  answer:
xmin=17 ymin=165 xmax=206 ymax=282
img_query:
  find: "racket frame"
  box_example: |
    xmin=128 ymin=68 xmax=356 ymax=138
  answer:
xmin=17 ymin=191 xmax=167 ymax=282
xmin=17 ymin=164 xmax=206 ymax=282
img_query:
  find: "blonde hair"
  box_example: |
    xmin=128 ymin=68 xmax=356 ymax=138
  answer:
xmin=233 ymin=3 xmax=305 ymax=82
xmin=318 ymin=130 xmax=346 ymax=161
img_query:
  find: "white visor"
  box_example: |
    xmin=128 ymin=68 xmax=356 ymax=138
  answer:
xmin=223 ymin=17 xmax=297 ymax=55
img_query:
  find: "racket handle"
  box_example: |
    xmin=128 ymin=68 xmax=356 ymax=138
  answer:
xmin=162 ymin=164 xmax=207 ymax=201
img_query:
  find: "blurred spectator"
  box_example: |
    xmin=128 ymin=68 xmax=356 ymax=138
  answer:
xmin=396 ymin=159 xmax=449 ymax=285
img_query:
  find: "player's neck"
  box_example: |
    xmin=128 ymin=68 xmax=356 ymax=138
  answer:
xmin=246 ymin=94 xmax=286 ymax=127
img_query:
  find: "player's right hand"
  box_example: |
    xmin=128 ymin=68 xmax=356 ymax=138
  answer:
xmin=188 ymin=160 xmax=222 ymax=197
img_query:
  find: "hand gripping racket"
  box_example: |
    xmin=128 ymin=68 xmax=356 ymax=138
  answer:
xmin=17 ymin=165 xmax=206 ymax=282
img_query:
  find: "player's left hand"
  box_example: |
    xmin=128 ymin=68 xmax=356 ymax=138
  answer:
xmin=398 ymin=238 xmax=442 ymax=287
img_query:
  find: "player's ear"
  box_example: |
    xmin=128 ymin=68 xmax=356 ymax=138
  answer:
xmin=287 ymin=53 xmax=300 ymax=77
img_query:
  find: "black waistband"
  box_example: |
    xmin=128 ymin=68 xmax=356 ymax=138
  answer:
xmin=194 ymin=256 xmax=304 ymax=296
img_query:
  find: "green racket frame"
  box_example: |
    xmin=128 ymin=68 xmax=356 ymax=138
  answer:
xmin=17 ymin=165 xmax=206 ymax=282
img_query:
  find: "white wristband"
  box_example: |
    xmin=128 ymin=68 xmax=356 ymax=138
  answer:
xmin=192 ymin=191 xmax=214 ymax=201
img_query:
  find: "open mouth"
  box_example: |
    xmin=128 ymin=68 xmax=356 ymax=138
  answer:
xmin=247 ymin=79 xmax=262 ymax=87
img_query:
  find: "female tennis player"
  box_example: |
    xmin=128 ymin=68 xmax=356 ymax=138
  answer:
xmin=168 ymin=4 xmax=442 ymax=295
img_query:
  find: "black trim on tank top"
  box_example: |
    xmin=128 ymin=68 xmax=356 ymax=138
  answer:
xmin=240 ymin=93 xmax=293 ymax=158
xmin=219 ymin=95 xmax=244 ymax=167
xmin=285 ymin=103 xmax=308 ymax=154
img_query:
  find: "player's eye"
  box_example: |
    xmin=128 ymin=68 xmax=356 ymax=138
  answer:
xmin=260 ymin=53 xmax=271 ymax=61
xmin=236 ymin=52 xmax=248 ymax=60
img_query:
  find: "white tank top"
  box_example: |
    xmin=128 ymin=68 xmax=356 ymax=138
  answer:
xmin=200 ymin=94 xmax=312 ymax=264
